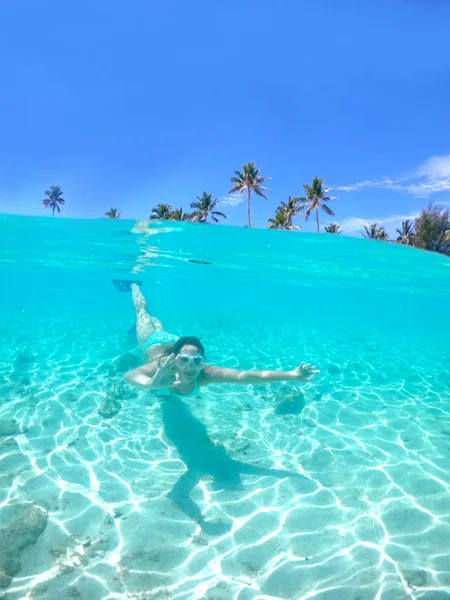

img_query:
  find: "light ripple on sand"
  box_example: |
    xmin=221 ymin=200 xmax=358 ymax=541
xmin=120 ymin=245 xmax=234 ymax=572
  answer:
xmin=0 ymin=318 xmax=449 ymax=599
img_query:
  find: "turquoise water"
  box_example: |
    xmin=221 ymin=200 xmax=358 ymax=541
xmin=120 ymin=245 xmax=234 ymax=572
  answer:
xmin=1 ymin=214 xmax=450 ymax=600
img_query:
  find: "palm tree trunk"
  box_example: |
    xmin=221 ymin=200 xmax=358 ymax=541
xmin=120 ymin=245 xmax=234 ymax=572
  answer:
xmin=315 ymin=208 xmax=319 ymax=232
xmin=52 ymin=206 xmax=55 ymax=217
xmin=247 ymin=189 xmax=251 ymax=228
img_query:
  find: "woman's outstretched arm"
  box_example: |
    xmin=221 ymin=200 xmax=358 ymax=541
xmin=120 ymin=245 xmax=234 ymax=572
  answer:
xmin=202 ymin=362 xmax=319 ymax=385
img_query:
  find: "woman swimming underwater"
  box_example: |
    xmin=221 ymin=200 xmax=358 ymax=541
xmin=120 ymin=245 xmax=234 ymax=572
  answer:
xmin=114 ymin=281 xmax=319 ymax=396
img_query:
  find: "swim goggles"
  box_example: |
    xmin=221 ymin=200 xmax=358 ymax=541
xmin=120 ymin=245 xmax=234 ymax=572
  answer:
xmin=176 ymin=353 xmax=206 ymax=370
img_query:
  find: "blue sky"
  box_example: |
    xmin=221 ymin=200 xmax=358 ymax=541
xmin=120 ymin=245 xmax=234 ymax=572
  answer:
xmin=1 ymin=0 xmax=450 ymax=234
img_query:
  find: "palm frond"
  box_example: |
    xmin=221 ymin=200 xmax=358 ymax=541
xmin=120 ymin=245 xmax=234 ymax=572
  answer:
xmin=324 ymin=223 xmax=341 ymax=234
xmin=190 ymin=192 xmax=225 ymax=223
xmin=321 ymin=203 xmax=335 ymax=216
xmin=228 ymin=182 xmax=245 ymax=194
xmin=105 ymin=208 xmax=122 ymax=218
xmin=296 ymin=178 xmax=335 ymax=231
xmin=362 ymin=224 xmax=375 ymax=239
xmin=149 ymin=203 xmax=172 ymax=219
xmin=362 ymin=223 xmax=389 ymax=240
xmin=41 ymin=185 xmax=65 ymax=215
xmin=228 ymin=162 xmax=271 ymax=226
xmin=252 ymin=187 xmax=269 ymax=199
xmin=304 ymin=205 xmax=313 ymax=221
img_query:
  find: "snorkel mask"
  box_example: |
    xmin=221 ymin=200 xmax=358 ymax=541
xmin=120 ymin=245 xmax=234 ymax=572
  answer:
xmin=176 ymin=353 xmax=206 ymax=371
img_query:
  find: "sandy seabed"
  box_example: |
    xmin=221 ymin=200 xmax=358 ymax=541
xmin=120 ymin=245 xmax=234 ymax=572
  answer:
xmin=1 ymin=318 xmax=450 ymax=600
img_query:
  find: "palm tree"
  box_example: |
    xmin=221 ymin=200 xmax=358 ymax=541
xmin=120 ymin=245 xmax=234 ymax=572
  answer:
xmin=105 ymin=208 xmax=122 ymax=219
xmin=229 ymin=162 xmax=271 ymax=227
xmin=280 ymin=196 xmax=303 ymax=228
xmin=445 ymin=229 xmax=450 ymax=242
xmin=362 ymin=223 xmax=390 ymax=241
xmin=41 ymin=186 xmax=65 ymax=216
xmin=267 ymin=210 xmax=288 ymax=229
xmin=170 ymin=207 xmax=193 ymax=221
xmin=396 ymin=220 xmax=415 ymax=245
xmin=149 ymin=204 xmax=173 ymax=220
xmin=267 ymin=197 xmax=303 ymax=230
xmin=190 ymin=192 xmax=226 ymax=223
xmin=324 ymin=223 xmax=342 ymax=234
xmin=296 ymin=177 xmax=334 ymax=233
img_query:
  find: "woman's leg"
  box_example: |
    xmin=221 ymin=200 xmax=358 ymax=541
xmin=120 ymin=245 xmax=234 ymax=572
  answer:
xmin=131 ymin=284 xmax=164 ymax=348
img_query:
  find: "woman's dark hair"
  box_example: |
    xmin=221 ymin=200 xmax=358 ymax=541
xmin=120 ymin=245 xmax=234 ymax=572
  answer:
xmin=169 ymin=336 xmax=205 ymax=356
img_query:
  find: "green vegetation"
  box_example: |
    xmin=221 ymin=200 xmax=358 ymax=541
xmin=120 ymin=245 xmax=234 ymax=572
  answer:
xmin=413 ymin=202 xmax=450 ymax=254
xmin=396 ymin=220 xmax=415 ymax=245
xmin=41 ymin=186 xmax=65 ymax=216
xmin=229 ymin=162 xmax=271 ymax=228
xmin=324 ymin=223 xmax=341 ymax=234
xmin=105 ymin=208 xmax=122 ymax=219
xmin=362 ymin=224 xmax=390 ymax=241
xmin=266 ymin=210 xmax=288 ymax=229
xmin=145 ymin=194 xmax=226 ymax=224
xmin=170 ymin=207 xmax=193 ymax=221
xmin=296 ymin=177 xmax=334 ymax=233
xmin=149 ymin=204 xmax=173 ymax=220
xmin=190 ymin=192 xmax=226 ymax=223
xmin=43 ymin=172 xmax=449 ymax=257
xmin=267 ymin=197 xmax=302 ymax=230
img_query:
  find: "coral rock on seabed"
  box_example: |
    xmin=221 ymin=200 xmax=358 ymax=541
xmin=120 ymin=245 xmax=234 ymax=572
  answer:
xmin=98 ymin=397 xmax=122 ymax=419
xmin=0 ymin=504 xmax=48 ymax=588
xmin=404 ymin=569 xmax=428 ymax=589
xmin=274 ymin=387 xmax=305 ymax=415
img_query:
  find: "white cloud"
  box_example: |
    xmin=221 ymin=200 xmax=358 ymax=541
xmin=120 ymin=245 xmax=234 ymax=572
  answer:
xmin=220 ymin=193 xmax=245 ymax=207
xmin=336 ymin=179 xmax=396 ymax=193
xmin=336 ymin=155 xmax=450 ymax=197
xmin=339 ymin=212 xmax=420 ymax=234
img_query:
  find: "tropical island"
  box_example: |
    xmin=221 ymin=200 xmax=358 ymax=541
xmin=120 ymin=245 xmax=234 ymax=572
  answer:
xmin=41 ymin=161 xmax=450 ymax=256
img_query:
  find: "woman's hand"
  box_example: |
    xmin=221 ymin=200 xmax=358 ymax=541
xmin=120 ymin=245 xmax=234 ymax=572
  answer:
xmin=291 ymin=362 xmax=319 ymax=382
xmin=151 ymin=354 xmax=180 ymax=389
xmin=203 ymin=361 xmax=320 ymax=386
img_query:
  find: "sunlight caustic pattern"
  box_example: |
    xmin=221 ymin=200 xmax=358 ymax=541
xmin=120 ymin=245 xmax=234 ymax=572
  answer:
xmin=0 ymin=217 xmax=449 ymax=600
